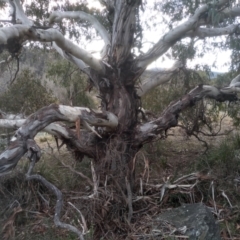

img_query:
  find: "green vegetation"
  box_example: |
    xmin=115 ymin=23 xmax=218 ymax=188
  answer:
xmin=0 ymin=69 xmax=56 ymax=115
xmin=196 ymin=134 xmax=240 ymax=175
xmin=0 ymin=150 xmax=92 ymax=240
xmin=47 ymin=57 xmax=95 ymax=108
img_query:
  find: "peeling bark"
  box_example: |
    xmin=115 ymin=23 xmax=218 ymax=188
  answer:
xmin=110 ymin=0 xmax=140 ymax=66
xmin=0 ymin=104 xmax=118 ymax=175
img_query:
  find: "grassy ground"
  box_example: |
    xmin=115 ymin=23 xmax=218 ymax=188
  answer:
xmin=1 ymin=127 xmax=240 ymax=239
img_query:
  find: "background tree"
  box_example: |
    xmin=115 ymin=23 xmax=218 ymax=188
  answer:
xmin=0 ymin=69 xmax=56 ymax=115
xmin=46 ymin=57 xmax=95 ymax=108
xmin=1 ymin=0 xmax=240 ymax=238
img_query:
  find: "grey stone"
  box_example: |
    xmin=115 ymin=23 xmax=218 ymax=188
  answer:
xmin=154 ymin=203 xmax=221 ymax=240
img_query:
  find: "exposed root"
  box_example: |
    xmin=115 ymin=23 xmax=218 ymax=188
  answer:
xmin=25 ymin=143 xmax=85 ymax=240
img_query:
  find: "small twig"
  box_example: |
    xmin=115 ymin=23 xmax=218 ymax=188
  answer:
xmin=214 ymin=109 xmax=228 ymax=135
xmin=68 ymin=202 xmax=88 ymax=234
xmin=198 ymin=129 xmax=233 ymax=137
xmin=221 ymin=191 xmax=233 ymax=208
xmin=125 ymin=176 xmax=133 ymax=223
xmin=37 ymin=191 xmax=49 ymax=207
xmin=173 ymin=172 xmax=199 ymax=184
xmin=225 ymin=220 xmax=233 ymax=240
xmin=165 ymin=235 xmax=189 ymax=239
xmin=111 ymin=176 xmax=128 ymax=205
xmin=191 ymin=132 xmax=209 ymax=153
xmin=210 ymin=181 xmax=218 ymax=217
xmin=26 ymin=157 xmax=36 ymax=177
xmin=139 ymin=178 xmax=143 ymax=195
xmin=46 ymin=140 xmax=54 ymax=154
xmin=10 ymin=57 xmax=20 ymax=85
xmin=141 ymin=152 xmax=149 ymax=182
xmin=104 ymin=175 xmax=108 ymax=192
xmin=90 ymin=161 xmax=99 ymax=198
xmin=132 ymin=196 xmax=152 ymax=203
xmin=59 ymin=157 xmax=93 ymax=186
xmin=160 ymin=177 xmax=171 ymax=202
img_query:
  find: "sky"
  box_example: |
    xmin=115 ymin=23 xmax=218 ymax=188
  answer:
xmin=0 ymin=0 xmax=234 ymax=72
xmin=147 ymin=41 xmax=231 ymax=72
xmin=86 ymin=0 xmax=233 ymax=72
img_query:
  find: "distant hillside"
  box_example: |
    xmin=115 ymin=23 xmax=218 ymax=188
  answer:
xmin=209 ymin=71 xmax=224 ymax=79
xmin=147 ymin=67 xmax=225 ymax=80
xmin=0 ymin=48 xmax=72 ymax=104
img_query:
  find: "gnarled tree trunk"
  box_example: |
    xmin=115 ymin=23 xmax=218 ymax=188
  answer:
xmin=1 ymin=0 xmax=240 ymax=238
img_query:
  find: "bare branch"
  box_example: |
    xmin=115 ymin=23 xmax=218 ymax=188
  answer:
xmin=6 ymin=0 xmax=33 ymax=25
xmin=125 ymin=176 xmax=133 ymax=222
xmin=0 ymin=25 xmax=104 ymax=72
xmin=135 ymin=0 xmax=234 ymax=69
xmin=0 ymin=117 xmax=96 ymax=160
xmin=68 ymin=202 xmax=88 ymax=235
xmin=11 ymin=104 xmax=118 ymax=138
xmin=137 ymin=61 xmax=183 ymax=97
xmin=0 ymin=104 xmax=118 ymax=175
xmin=135 ymin=75 xmax=240 ymax=144
xmin=0 ymin=119 xmax=25 ymax=128
xmin=198 ymin=5 xmax=240 ymax=26
xmin=48 ymin=11 xmax=110 ymax=46
xmin=52 ymin=42 xmax=90 ymax=75
xmin=185 ymin=24 xmax=240 ymax=38
xmin=2 ymin=1 xmax=105 ymax=73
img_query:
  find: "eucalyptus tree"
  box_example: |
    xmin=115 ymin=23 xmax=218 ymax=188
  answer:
xmin=1 ymin=0 xmax=240 ymax=237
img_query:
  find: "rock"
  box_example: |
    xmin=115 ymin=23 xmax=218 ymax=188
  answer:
xmin=154 ymin=203 xmax=221 ymax=240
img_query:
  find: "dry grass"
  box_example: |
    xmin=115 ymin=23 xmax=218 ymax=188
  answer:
xmin=1 ymin=121 xmax=240 ymax=239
